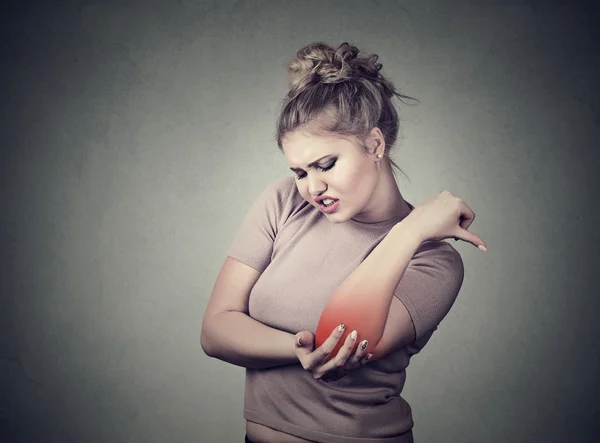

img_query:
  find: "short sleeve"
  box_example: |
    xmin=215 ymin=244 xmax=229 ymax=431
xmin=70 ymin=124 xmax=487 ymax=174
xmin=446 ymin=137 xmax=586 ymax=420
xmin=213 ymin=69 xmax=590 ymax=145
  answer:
xmin=226 ymin=177 xmax=294 ymax=273
xmin=394 ymin=241 xmax=465 ymax=342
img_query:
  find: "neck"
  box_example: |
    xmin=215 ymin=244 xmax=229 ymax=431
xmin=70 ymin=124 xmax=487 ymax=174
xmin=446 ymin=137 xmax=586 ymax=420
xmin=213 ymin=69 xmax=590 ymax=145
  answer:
xmin=381 ymin=167 xmax=412 ymax=220
xmin=352 ymin=161 xmax=412 ymax=224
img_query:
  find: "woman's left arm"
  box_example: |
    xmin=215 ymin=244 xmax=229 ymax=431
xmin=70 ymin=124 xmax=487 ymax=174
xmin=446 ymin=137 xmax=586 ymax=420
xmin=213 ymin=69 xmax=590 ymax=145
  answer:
xmin=315 ymin=218 xmax=465 ymax=362
xmin=315 ymin=219 xmax=422 ymax=360
xmin=316 ymin=191 xmax=480 ymax=363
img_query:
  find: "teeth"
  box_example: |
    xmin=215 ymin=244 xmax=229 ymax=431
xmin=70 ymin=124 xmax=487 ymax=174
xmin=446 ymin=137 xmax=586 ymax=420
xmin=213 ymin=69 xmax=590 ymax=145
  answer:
xmin=323 ymin=199 xmax=334 ymax=205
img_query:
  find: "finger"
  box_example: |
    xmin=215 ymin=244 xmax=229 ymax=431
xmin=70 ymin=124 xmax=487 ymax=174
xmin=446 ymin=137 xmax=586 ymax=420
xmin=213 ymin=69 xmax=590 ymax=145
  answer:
xmin=458 ymin=201 xmax=476 ymax=231
xmin=359 ymin=353 xmax=374 ymax=365
xmin=317 ymin=330 xmax=357 ymax=376
xmin=311 ymin=323 xmax=346 ymax=368
xmin=330 ymin=330 xmax=359 ymax=369
xmin=346 ymin=338 xmax=369 ymax=366
xmin=456 ymin=202 xmax=487 ymax=251
xmin=295 ymin=331 xmax=314 ymax=351
xmin=454 ymin=230 xmax=487 ymax=251
xmin=315 ymin=329 xmax=358 ymax=377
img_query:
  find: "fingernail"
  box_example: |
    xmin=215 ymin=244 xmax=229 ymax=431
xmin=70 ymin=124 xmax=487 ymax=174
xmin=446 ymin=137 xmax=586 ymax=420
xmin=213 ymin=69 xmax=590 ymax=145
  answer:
xmin=478 ymin=244 xmax=487 ymax=252
xmin=338 ymin=323 xmax=346 ymax=332
xmin=366 ymin=353 xmax=373 ymax=361
xmin=350 ymin=330 xmax=357 ymax=340
xmin=296 ymin=336 xmax=302 ymax=346
xmin=360 ymin=340 xmax=368 ymax=351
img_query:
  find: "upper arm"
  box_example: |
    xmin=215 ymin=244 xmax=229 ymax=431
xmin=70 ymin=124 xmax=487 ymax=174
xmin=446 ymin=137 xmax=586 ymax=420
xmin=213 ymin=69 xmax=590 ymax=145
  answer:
xmin=200 ymin=256 xmax=262 ymax=351
xmin=372 ymin=243 xmax=464 ymax=359
xmin=394 ymin=243 xmax=464 ymax=342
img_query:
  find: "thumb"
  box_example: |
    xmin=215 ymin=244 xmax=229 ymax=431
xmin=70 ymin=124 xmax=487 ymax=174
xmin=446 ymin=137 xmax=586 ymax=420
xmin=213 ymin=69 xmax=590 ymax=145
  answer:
xmin=295 ymin=331 xmax=314 ymax=349
xmin=457 ymin=230 xmax=487 ymax=251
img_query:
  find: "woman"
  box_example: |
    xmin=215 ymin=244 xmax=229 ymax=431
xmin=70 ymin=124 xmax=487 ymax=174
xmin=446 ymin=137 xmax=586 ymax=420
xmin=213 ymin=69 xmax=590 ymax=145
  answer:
xmin=201 ymin=42 xmax=487 ymax=443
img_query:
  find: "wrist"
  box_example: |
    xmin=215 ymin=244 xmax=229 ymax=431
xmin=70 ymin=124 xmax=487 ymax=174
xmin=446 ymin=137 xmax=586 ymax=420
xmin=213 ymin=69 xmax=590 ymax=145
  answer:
xmin=393 ymin=217 xmax=424 ymax=248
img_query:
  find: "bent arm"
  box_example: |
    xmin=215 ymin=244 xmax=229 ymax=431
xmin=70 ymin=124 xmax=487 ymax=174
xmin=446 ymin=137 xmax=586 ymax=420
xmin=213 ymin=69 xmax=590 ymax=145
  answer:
xmin=315 ymin=220 xmax=422 ymax=361
xmin=201 ymin=256 xmax=299 ymax=370
xmin=202 ymin=310 xmax=298 ymax=369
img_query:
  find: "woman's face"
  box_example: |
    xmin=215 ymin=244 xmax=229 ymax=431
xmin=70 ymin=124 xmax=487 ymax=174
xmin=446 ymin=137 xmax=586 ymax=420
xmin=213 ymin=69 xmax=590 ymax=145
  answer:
xmin=282 ymin=129 xmax=382 ymax=223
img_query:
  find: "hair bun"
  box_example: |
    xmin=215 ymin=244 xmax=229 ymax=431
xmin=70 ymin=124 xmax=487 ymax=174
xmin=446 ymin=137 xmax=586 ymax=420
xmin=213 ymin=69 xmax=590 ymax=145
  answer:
xmin=288 ymin=42 xmax=380 ymax=88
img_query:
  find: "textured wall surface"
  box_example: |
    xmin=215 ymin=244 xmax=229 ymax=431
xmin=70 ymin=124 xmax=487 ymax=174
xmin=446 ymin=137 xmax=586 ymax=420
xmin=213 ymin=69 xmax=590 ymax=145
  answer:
xmin=2 ymin=0 xmax=599 ymax=442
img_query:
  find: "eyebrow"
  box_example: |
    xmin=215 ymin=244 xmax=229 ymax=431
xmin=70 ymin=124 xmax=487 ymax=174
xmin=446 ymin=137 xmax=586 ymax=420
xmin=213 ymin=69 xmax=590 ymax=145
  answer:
xmin=289 ymin=155 xmax=335 ymax=173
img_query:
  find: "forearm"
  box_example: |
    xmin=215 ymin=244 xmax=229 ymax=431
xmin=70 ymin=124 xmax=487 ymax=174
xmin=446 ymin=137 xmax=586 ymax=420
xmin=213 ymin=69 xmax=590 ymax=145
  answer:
xmin=316 ymin=219 xmax=422 ymax=359
xmin=201 ymin=311 xmax=298 ymax=369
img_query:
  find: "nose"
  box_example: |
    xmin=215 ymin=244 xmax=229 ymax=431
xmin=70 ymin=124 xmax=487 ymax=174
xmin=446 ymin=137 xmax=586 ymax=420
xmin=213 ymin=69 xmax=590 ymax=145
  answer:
xmin=307 ymin=173 xmax=326 ymax=196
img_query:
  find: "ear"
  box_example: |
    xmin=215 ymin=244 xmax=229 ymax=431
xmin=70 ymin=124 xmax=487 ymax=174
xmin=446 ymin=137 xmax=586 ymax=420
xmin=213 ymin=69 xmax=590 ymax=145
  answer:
xmin=366 ymin=127 xmax=386 ymax=157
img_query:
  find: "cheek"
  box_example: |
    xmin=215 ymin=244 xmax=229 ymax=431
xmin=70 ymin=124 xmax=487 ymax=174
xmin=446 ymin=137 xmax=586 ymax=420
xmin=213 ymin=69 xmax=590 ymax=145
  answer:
xmin=339 ymin=167 xmax=377 ymax=205
xmin=335 ymin=168 xmax=365 ymax=193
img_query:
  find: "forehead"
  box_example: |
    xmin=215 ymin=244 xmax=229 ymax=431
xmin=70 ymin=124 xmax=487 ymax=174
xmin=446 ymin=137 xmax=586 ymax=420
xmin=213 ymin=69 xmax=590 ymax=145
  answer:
xmin=282 ymin=131 xmax=357 ymax=166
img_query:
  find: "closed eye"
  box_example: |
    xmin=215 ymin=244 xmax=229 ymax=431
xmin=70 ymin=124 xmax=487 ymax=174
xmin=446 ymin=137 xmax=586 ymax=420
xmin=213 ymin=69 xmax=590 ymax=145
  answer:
xmin=294 ymin=161 xmax=336 ymax=180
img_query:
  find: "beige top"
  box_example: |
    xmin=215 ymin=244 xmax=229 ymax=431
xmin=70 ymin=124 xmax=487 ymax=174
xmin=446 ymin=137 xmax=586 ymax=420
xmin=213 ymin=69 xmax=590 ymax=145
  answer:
xmin=227 ymin=176 xmax=464 ymax=442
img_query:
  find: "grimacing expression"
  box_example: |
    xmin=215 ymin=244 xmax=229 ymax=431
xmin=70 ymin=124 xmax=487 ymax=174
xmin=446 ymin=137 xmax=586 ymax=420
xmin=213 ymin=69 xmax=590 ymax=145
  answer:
xmin=282 ymin=130 xmax=381 ymax=222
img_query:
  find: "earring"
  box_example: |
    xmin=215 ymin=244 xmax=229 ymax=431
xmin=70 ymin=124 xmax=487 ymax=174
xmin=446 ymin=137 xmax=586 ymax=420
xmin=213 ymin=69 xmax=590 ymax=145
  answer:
xmin=376 ymin=154 xmax=383 ymax=159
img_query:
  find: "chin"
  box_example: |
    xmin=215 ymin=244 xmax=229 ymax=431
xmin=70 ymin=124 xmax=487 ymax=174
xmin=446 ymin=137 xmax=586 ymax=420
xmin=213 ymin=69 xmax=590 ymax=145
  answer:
xmin=325 ymin=209 xmax=353 ymax=224
xmin=313 ymin=201 xmax=353 ymax=223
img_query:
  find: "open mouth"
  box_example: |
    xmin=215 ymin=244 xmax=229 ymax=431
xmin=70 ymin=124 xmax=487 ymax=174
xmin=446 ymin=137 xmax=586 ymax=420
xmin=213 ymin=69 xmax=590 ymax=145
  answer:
xmin=318 ymin=199 xmax=340 ymax=213
xmin=320 ymin=199 xmax=338 ymax=207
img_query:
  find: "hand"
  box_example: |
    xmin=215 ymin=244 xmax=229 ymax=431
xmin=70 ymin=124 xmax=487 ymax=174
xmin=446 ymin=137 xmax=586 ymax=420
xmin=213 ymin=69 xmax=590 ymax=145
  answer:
xmin=404 ymin=190 xmax=487 ymax=251
xmin=294 ymin=326 xmax=372 ymax=382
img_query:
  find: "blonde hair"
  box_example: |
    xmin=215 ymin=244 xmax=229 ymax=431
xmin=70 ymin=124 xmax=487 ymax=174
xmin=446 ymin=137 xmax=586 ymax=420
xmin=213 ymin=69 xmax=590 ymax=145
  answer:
xmin=275 ymin=42 xmax=418 ymax=181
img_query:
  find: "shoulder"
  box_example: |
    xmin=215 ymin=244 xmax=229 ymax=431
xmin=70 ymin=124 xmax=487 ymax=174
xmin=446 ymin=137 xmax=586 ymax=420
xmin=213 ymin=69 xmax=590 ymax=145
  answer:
xmin=261 ymin=176 xmax=298 ymax=199
xmin=252 ymin=176 xmax=310 ymax=225
xmin=414 ymin=240 xmax=463 ymax=262
xmin=412 ymin=240 xmax=464 ymax=281
xmin=256 ymin=176 xmax=305 ymax=209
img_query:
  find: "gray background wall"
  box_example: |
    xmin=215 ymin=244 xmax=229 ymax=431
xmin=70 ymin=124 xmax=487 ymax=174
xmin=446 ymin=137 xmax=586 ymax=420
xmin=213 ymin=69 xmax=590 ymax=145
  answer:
xmin=2 ymin=0 xmax=599 ymax=442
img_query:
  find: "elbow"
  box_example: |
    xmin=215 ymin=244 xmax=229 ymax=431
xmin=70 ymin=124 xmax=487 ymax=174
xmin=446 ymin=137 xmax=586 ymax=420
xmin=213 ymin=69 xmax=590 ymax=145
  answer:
xmin=200 ymin=334 xmax=210 ymax=356
xmin=200 ymin=326 xmax=215 ymax=357
xmin=201 ymin=312 xmax=230 ymax=359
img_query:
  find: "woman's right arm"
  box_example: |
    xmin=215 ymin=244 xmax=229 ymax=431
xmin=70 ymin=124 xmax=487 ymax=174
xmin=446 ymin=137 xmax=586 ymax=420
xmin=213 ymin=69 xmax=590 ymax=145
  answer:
xmin=200 ymin=256 xmax=299 ymax=370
